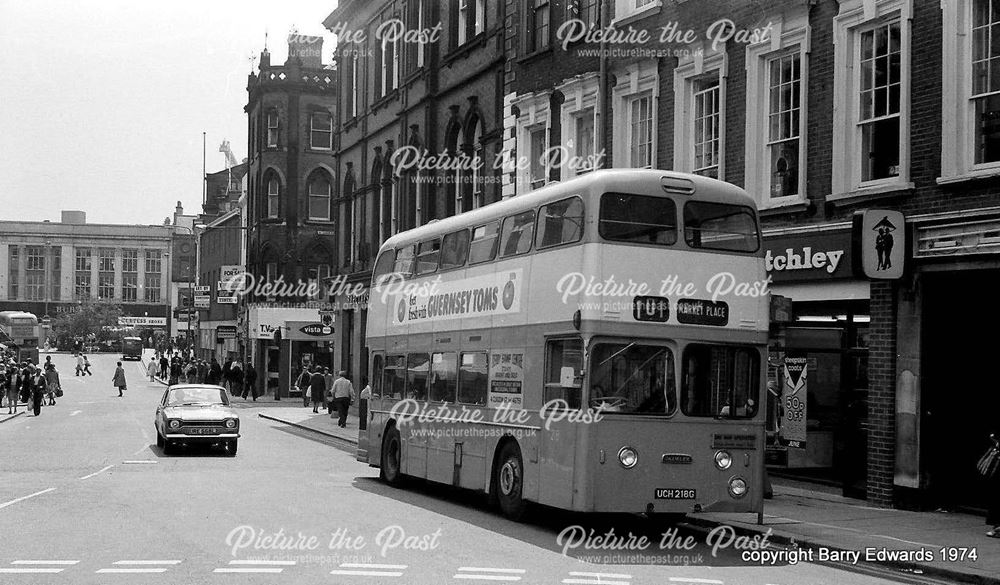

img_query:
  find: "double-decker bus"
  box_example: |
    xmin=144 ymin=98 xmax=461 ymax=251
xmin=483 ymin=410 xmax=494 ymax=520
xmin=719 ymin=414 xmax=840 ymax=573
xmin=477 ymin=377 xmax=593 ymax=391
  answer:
xmin=361 ymin=169 xmax=768 ymax=520
xmin=0 ymin=311 xmax=40 ymax=365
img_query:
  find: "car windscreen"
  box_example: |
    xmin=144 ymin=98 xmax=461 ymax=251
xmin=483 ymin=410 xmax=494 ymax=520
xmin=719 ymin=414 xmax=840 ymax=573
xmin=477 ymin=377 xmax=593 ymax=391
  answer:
xmin=167 ymin=387 xmax=228 ymax=406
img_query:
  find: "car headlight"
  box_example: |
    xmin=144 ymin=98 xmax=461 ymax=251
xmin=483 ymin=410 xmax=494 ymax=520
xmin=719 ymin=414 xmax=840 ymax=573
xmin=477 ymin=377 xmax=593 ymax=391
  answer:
xmin=728 ymin=476 xmax=748 ymax=499
xmin=714 ymin=450 xmax=732 ymax=470
xmin=168 ymin=419 xmax=181 ymax=429
xmin=225 ymin=418 xmax=237 ymax=429
xmin=618 ymin=446 xmax=638 ymax=469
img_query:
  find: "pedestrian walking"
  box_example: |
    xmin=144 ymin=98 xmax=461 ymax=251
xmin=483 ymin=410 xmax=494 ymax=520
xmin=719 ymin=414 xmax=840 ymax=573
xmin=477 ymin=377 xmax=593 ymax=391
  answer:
xmin=29 ymin=365 xmax=46 ymax=416
xmin=324 ymin=367 xmax=335 ymax=414
xmin=82 ymin=355 xmax=93 ymax=376
xmin=44 ymin=363 xmax=60 ymax=406
xmin=243 ymin=363 xmax=258 ymax=401
xmin=113 ymin=361 xmax=127 ymax=397
xmin=208 ymin=358 xmax=222 ymax=385
xmin=294 ymin=366 xmax=311 ymax=407
xmin=359 ymin=376 xmax=371 ymax=431
xmin=230 ymin=360 xmax=244 ymax=398
xmin=169 ymin=358 xmax=181 ymax=386
xmin=197 ymin=360 xmax=208 ymax=384
xmin=159 ymin=355 xmax=169 ymax=378
xmin=983 ymin=432 xmax=1000 ymax=538
xmin=148 ymin=356 xmax=157 ymax=382
xmin=330 ymin=371 xmax=355 ymax=428
xmin=1 ymin=365 xmax=15 ymax=414
xmin=76 ymin=353 xmax=84 ymax=376
xmin=222 ymin=359 xmax=233 ymax=392
xmin=309 ymin=366 xmax=326 ymax=413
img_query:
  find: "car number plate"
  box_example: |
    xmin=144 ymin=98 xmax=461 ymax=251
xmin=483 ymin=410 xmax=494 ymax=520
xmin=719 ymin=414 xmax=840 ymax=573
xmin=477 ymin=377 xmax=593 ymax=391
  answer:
xmin=655 ymin=488 xmax=696 ymax=499
xmin=188 ymin=427 xmax=220 ymax=435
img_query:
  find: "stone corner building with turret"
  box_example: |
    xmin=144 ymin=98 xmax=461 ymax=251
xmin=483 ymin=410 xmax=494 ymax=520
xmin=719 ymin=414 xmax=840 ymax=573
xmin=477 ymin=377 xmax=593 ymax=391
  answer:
xmin=243 ymin=34 xmax=338 ymax=399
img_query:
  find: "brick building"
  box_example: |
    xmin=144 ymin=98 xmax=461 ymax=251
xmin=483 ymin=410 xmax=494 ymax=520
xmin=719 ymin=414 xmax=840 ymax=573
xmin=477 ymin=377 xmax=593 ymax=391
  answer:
xmin=496 ymin=0 xmax=1000 ymax=513
xmin=243 ymin=35 xmax=338 ymax=398
xmin=323 ymin=0 xmax=507 ymax=381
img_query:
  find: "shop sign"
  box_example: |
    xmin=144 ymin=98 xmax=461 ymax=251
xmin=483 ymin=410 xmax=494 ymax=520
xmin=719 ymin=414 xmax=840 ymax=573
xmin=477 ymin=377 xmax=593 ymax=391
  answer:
xmin=194 ymin=295 xmax=211 ymax=309
xmin=763 ymin=230 xmax=853 ymax=282
xmin=193 ymin=286 xmax=211 ymax=294
xmin=118 ymin=316 xmax=167 ymax=327
xmin=488 ymin=350 xmax=524 ymax=409
xmin=216 ymin=325 xmax=237 ymax=339
xmin=779 ymin=354 xmax=809 ymax=448
xmin=220 ymin=265 xmax=245 ymax=289
xmin=853 ymin=209 xmax=905 ymax=279
xmin=285 ymin=320 xmax=336 ymax=341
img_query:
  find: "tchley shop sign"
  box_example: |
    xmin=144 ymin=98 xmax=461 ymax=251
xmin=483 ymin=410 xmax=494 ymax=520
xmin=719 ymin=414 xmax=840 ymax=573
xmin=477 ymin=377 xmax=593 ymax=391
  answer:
xmin=763 ymin=230 xmax=854 ymax=283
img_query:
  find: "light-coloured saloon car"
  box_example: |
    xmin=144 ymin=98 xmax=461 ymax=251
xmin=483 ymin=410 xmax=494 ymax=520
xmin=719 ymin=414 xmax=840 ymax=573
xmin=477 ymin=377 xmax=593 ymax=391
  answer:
xmin=155 ymin=384 xmax=240 ymax=456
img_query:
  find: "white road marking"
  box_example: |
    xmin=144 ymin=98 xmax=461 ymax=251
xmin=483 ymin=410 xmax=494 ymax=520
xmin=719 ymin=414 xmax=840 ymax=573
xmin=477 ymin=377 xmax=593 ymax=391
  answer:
xmin=11 ymin=561 xmax=80 ymax=565
xmin=122 ymin=460 xmax=157 ymax=464
xmin=340 ymin=563 xmax=408 ymax=569
xmin=0 ymin=488 xmax=56 ymax=510
xmin=113 ymin=560 xmax=182 ymax=565
xmin=227 ymin=560 xmax=296 ymax=565
xmin=454 ymin=576 xmax=522 ymax=581
xmin=869 ymin=534 xmax=941 ymax=548
xmin=0 ymin=568 xmax=64 ymax=573
xmin=70 ymin=410 xmax=81 ymax=416
xmin=96 ymin=568 xmax=168 ymax=573
xmin=330 ymin=569 xmax=405 ymax=577
xmin=568 ymin=572 xmax=631 ymax=579
xmin=79 ymin=465 xmax=114 ymax=480
xmin=563 ymin=580 xmax=630 ymax=585
xmin=458 ymin=568 xmax=526 ymax=573
xmin=668 ymin=579 xmax=724 ymax=584
xmin=214 ymin=568 xmax=284 ymax=573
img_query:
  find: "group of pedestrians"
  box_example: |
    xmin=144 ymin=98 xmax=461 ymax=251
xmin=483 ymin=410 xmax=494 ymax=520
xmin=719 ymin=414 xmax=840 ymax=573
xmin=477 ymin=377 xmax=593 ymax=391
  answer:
xmin=148 ymin=353 xmax=259 ymax=400
xmin=293 ymin=365 xmax=360 ymax=428
xmin=0 ymin=352 xmax=62 ymax=416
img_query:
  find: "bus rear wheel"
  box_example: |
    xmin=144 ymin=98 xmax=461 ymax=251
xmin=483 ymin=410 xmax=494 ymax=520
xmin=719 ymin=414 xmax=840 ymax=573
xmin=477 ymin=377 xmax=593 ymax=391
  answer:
xmin=494 ymin=442 xmax=526 ymax=520
xmin=380 ymin=426 xmax=404 ymax=486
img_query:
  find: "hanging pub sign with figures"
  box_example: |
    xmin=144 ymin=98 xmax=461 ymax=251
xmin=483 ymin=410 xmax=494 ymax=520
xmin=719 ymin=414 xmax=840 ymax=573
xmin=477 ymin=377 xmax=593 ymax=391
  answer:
xmin=853 ymin=209 xmax=906 ymax=280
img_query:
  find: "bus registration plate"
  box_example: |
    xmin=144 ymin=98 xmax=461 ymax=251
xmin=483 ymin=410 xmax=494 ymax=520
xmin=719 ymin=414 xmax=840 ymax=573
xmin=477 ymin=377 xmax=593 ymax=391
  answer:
xmin=655 ymin=488 xmax=696 ymax=500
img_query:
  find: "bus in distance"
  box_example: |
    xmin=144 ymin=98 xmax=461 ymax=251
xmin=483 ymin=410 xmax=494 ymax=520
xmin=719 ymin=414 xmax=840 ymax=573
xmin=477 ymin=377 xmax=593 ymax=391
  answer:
xmin=0 ymin=311 xmax=41 ymax=365
xmin=361 ymin=169 xmax=768 ymax=520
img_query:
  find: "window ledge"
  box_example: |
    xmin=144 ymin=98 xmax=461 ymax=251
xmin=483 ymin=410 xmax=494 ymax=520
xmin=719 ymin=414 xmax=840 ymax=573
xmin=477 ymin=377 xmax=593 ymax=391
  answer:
xmin=826 ymin=182 xmax=914 ymax=206
xmin=303 ymin=219 xmax=335 ymax=226
xmin=443 ymin=33 xmax=489 ymax=65
xmin=610 ymin=0 xmax=663 ymax=28
xmin=307 ymin=147 xmax=333 ymax=153
xmin=371 ymin=91 xmax=399 ymax=112
xmin=937 ymin=167 xmax=1000 ymax=185
xmin=758 ymin=198 xmax=810 ymax=217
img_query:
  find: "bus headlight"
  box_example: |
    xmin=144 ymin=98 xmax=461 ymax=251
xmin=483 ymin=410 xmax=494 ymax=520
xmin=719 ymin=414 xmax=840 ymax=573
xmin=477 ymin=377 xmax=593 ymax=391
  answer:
xmin=168 ymin=420 xmax=180 ymax=430
xmin=618 ymin=446 xmax=638 ymax=469
xmin=714 ymin=450 xmax=732 ymax=470
xmin=728 ymin=476 xmax=748 ymax=498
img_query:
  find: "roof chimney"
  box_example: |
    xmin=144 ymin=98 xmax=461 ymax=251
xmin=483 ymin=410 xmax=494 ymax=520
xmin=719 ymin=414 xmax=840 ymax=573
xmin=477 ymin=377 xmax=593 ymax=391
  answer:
xmin=61 ymin=210 xmax=86 ymax=225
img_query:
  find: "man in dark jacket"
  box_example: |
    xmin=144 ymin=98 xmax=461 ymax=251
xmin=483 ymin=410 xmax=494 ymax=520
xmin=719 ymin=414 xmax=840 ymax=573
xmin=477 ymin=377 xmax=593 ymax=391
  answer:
xmin=229 ymin=361 xmax=244 ymax=398
xmin=168 ymin=358 xmax=182 ymax=386
xmin=243 ymin=363 xmax=258 ymax=401
xmin=309 ymin=366 xmax=326 ymax=413
xmin=159 ymin=355 xmax=168 ymax=378
xmin=221 ymin=359 xmax=233 ymax=392
xmin=208 ymin=359 xmax=222 ymax=385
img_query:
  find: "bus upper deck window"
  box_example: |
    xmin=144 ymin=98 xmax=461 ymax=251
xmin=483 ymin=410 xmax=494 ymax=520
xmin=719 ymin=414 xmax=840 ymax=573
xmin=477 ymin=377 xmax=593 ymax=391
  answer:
xmin=392 ymin=245 xmax=417 ymax=276
xmin=500 ymin=210 xmax=535 ymax=257
xmin=440 ymin=229 xmax=470 ymax=270
xmin=469 ymin=222 xmax=500 ymax=264
xmin=683 ymin=201 xmax=760 ymax=252
xmin=599 ymin=193 xmax=677 ymax=245
xmin=372 ymin=249 xmax=396 ymax=287
xmin=415 ymin=239 xmax=441 ymax=275
xmin=537 ymin=196 xmax=584 ymax=249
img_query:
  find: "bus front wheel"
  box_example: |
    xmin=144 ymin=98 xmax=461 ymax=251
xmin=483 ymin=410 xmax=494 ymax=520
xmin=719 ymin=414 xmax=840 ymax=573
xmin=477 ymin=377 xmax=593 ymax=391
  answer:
xmin=494 ymin=442 xmax=526 ymax=520
xmin=380 ymin=426 xmax=404 ymax=486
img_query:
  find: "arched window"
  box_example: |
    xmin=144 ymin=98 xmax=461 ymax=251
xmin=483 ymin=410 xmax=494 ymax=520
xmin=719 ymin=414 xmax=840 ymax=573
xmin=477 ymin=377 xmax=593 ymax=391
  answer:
xmin=445 ymin=121 xmax=462 ymax=217
xmin=304 ymin=243 xmax=333 ymax=299
xmin=470 ymin=118 xmax=483 ymax=209
xmin=308 ymin=171 xmax=332 ymax=221
xmin=267 ymin=176 xmax=280 ymax=219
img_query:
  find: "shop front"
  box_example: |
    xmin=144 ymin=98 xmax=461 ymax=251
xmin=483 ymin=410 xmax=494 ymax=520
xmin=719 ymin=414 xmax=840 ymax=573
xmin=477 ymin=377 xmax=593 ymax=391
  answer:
xmin=332 ymin=280 xmax=369 ymax=384
xmin=247 ymin=305 xmax=322 ymax=398
xmin=903 ymin=215 xmax=1000 ymax=512
xmin=763 ymin=226 xmax=871 ymax=498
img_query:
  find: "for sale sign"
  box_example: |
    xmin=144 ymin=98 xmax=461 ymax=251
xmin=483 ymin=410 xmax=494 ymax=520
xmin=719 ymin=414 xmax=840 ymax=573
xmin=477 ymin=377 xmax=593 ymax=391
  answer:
xmin=779 ymin=354 xmax=808 ymax=448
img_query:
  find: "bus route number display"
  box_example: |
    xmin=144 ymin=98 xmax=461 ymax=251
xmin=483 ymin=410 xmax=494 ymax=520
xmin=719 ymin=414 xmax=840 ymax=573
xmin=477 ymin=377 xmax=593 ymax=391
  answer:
xmin=632 ymin=296 xmax=670 ymax=322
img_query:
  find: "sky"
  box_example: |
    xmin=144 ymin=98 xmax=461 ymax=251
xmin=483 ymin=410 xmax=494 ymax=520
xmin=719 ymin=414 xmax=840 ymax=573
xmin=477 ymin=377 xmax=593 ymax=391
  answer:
xmin=0 ymin=0 xmax=336 ymax=225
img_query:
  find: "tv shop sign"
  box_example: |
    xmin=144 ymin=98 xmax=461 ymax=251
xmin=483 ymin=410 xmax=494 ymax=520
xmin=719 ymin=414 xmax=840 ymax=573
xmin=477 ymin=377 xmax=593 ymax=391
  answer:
xmin=763 ymin=231 xmax=853 ymax=282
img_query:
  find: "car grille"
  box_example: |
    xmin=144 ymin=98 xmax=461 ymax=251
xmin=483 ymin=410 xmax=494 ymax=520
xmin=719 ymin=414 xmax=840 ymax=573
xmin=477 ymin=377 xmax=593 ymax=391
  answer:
xmin=181 ymin=420 xmax=226 ymax=427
